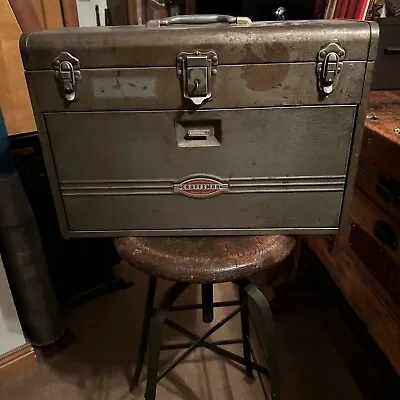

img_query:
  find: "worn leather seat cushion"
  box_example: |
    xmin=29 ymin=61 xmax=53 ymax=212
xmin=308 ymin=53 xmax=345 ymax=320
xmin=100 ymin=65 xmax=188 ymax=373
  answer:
xmin=115 ymin=235 xmax=296 ymax=283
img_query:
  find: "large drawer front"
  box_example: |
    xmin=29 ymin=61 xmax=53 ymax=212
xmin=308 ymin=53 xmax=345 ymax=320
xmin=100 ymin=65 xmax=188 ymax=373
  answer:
xmin=64 ymin=191 xmax=343 ymax=232
xmin=43 ymin=105 xmax=355 ymax=233
xmin=45 ymin=106 xmax=356 ymax=181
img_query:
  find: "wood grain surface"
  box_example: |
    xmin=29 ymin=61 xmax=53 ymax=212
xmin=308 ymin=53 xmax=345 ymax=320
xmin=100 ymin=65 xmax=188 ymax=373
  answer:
xmin=357 ymin=90 xmax=400 ymax=223
xmin=308 ymin=235 xmax=400 ymax=375
xmin=351 ymin=188 xmax=400 ymax=266
xmin=348 ymin=222 xmax=400 ymax=308
xmin=41 ymin=0 xmax=64 ymax=29
xmin=0 ymin=344 xmax=36 ymax=384
xmin=60 ymin=0 xmax=79 ymax=27
xmin=0 ymin=0 xmax=36 ymax=135
xmin=8 ymin=0 xmax=44 ymax=31
xmin=116 ymin=235 xmax=295 ymax=283
xmin=365 ymin=91 xmax=400 ymax=146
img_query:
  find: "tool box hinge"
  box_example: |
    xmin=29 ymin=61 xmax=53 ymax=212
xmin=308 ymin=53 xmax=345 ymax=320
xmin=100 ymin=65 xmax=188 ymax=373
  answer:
xmin=176 ymin=50 xmax=218 ymax=106
xmin=53 ymin=52 xmax=81 ymax=102
xmin=316 ymin=43 xmax=345 ymax=95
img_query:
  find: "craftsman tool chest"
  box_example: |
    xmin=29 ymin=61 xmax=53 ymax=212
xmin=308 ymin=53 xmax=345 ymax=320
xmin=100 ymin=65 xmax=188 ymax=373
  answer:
xmin=20 ymin=16 xmax=379 ymax=237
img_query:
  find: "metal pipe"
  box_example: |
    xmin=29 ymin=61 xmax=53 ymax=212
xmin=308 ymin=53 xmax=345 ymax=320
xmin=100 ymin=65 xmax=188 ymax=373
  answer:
xmin=0 ymin=110 xmax=64 ymax=347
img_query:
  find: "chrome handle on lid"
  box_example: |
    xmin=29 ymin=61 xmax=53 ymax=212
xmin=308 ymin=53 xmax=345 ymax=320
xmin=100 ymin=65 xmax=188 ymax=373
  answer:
xmin=147 ymin=14 xmax=252 ymax=27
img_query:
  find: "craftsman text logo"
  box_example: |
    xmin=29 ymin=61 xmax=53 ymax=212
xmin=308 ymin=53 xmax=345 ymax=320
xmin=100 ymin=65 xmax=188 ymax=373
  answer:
xmin=174 ymin=177 xmax=228 ymax=198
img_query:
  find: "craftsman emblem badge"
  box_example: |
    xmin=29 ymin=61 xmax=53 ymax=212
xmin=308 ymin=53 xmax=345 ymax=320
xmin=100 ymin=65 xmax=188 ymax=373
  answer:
xmin=174 ymin=177 xmax=228 ymax=198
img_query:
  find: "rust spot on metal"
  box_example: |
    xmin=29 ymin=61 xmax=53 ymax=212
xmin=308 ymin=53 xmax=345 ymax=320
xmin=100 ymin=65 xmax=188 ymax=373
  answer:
xmin=238 ymin=42 xmax=290 ymax=91
xmin=241 ymin=64 xmax=290 ymax=92
xmin=242 ymin=41 xmax=290 ymax=63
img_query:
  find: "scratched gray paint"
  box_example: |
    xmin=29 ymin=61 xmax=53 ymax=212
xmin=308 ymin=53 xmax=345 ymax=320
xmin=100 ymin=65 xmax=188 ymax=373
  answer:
xmin=25 ymin=62 xmax=366 ymax=112
xmin=92 ymin=76 xmax=156 ymax=99
xmin=20 ymin=20 xmax=379 ymax=237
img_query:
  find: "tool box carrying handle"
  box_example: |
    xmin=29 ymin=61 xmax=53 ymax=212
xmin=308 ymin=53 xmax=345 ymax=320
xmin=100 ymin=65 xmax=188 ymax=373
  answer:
xmin=147 ymin=14 xmax=252 ymax=27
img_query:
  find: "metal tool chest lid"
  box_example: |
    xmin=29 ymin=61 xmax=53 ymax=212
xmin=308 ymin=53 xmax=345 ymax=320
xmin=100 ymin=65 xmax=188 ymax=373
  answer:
xmin=20 ymin=19 xmax=378 ymax=71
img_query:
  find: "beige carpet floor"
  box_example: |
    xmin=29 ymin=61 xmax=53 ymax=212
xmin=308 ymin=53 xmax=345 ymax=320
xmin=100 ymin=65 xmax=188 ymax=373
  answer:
xmin=0 ymin=262 xmax=365 ymax=400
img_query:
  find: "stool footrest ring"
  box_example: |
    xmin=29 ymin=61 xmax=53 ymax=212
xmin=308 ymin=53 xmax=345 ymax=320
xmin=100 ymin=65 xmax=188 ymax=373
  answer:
xmin=157 ymin=305 xmax=244 ymax=382
xmin=165 ymin=318 xmax=270 ymax=376
xmin=131 ymin=277 xmax=279 ymax=400
xmin=168 ymin=300 xmax=241 ymax=312
xmin=160 ymin=338 xmax=244 ymax=350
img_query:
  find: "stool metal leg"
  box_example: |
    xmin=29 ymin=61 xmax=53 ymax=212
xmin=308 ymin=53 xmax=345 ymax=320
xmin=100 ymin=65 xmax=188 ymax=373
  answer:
xmin=239 ymin=282 xmax=254 ymax=378
xmin=201 ymin=284 xmax=214 ymax=323
xmin=244 ymin=281 xmax=280 ymax=400
xmin=130 ymin=276 xmax=157 ymax=392
xmin=145 ymin=282 xmax=190 ymax=400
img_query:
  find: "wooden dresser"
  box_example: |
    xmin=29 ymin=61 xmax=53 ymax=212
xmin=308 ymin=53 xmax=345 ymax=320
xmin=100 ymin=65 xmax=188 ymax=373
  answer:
xmin=309 ymin=90 xmax=400 ymax=376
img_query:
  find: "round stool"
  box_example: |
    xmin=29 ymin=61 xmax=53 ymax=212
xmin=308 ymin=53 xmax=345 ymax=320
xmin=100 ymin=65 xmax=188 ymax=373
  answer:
xmin=116 ymin=235 xmax=295 ymax=400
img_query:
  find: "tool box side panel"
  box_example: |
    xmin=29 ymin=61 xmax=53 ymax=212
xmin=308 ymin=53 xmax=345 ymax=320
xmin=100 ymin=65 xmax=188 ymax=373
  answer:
xmin=338 ymin=22 xmax=378 ymax=231
xmin=338 ymin=61 xmax=376 ymax=232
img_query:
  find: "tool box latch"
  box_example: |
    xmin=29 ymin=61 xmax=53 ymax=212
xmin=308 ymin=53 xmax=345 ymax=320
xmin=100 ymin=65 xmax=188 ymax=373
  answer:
xmin=177 ymin=50 xmax=218 ymax=106
xmin=316 ymin=43 xmax=345 ymax=95
xmin=53 ymin=52 xmax=81 ymax=102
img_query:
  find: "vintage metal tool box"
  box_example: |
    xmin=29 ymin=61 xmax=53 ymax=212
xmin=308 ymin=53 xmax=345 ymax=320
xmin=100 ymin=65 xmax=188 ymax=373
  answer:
xmin=20 ymin=16 xmax=379 ymax=238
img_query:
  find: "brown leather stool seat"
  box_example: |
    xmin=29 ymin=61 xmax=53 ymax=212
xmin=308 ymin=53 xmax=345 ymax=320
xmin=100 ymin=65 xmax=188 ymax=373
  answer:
xmin=115 ymin=235 xmax=295 ymax=400
xmin=116 ymin=235 xmax=295 ymax=283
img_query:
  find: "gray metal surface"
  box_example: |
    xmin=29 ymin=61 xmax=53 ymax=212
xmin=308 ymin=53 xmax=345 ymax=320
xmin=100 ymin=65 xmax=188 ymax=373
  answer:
xmin=20 ymin=19 xmax=379 ymax=237
xmin=25 ymin=62 xmax=367 ymax=111
xmin=45 ymin=106 xmax=355 ymax=180
xmin=339 ymin=61 xmax=378 ymax=232
xmin=63 ymin=191 xmax=343 ymax=232
xmin=20 ymin=20 xmax=374 ymax=69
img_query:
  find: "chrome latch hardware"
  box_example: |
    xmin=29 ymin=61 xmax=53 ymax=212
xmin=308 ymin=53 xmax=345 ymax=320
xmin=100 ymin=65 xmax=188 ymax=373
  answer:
xmin=53 ymin=52 xmax=81 ymax=102
xmin=316 ymin=43 xmax=345 ymax=95
xmin=176 ymin=50 xmax=218 ymax=106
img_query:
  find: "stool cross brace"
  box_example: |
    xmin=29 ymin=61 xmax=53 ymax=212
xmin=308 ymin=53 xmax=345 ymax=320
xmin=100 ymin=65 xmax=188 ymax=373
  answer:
xmin=130 ymin=277 xmax=279 ymax=400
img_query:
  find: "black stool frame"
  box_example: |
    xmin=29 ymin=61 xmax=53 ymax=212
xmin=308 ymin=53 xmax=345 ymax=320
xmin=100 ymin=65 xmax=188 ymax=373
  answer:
xmin=131 ymin=277 xmax=279 ymax=400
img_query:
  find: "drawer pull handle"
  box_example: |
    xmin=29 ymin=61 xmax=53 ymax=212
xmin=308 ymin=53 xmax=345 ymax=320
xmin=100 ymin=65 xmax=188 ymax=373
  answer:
xmin=373 ymin=220 xmax=397 ymax=250
xmin=375 ymin=174 xmax=400 ymax=204
xmin=384 ymin=47 xmax=400 ymax=55
xmin=186 ymin=129 xmax=211 ymax=140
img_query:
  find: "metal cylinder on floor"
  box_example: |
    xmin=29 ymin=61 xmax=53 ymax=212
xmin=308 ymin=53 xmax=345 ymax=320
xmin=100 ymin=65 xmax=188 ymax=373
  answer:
xmin=0 ymin=109 xmax=64 ymax=346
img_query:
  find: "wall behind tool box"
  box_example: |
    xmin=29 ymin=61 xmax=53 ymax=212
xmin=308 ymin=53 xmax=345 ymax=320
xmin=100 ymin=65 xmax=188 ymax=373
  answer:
xmin=0 ymin=0 xmax=36 ymax=136
xmin=76 ymin=0 xmax=107 ymax=27
xmin=197 ymin=0 xmax=314 ymax=20
xmin=0 ymin=0 xmax=78 ymax=136
xmin=0 ymin=255 xmax=26 ymax=356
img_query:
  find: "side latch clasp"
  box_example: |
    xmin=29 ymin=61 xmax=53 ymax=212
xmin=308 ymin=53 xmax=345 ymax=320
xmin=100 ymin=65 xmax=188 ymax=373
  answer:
xmin=53 ymin=52 xmax=81 ymax=102
xmin=316 ymin=43 xmax=345 ymax=95
xmin=177 ymin=50 xmax=218 ymax=106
